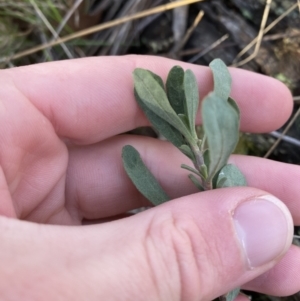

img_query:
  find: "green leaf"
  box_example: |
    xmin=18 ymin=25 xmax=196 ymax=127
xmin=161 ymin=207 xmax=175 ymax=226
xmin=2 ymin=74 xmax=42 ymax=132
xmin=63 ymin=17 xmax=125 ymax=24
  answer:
xmin=181 ymin=164 xmax=201 ymax=176
xmin=166 ymin=66 xmax=185 ymax=115
xmin=202 ymin=92 xmax=239 ymax=180
xmin=147 ymin=70 xmax=164 ymax=89
xmin=122 ymin=145 xmax=170 ymax=206
xmin=228 ymin=97 xmax=240 ymax=116
xmin=199 ymin=164 xmax=208 ymax=179
xmin=188 ymin=174 xmax=204 ymax=191
xmin=203 ymin=149 xmax=210 ymax=171
xmin=184 ymin=69 xmax=199 ymax=138
xmin=220 ymin=288 xmax=240 ymax=301
xmin=209 ymin=59 xmax=232 ymax=101
xmin=178 ymin=145 xmax=195 ymax=161
xmin=217 ymin=164 xmax=247 ymax=188
xmin=133 ymin=69 xmax=194 ymax=143
xmin=216 ymin=177 xmax=227 ymax=188
xmin=134 ymin=89 xmax=184 ymax=148
xmin=178 ymin=113 xmax=190 ymax=128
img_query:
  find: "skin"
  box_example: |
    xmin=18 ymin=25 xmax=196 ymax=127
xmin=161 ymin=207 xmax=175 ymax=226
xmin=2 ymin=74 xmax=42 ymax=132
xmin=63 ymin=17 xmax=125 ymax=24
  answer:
xmin=0 ymin=55 xmax=299 ymax=301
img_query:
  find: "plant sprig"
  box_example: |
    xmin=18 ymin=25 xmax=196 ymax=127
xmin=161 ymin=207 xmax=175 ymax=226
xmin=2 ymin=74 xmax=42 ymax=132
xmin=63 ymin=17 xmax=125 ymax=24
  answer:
xmin=122 ymin=58 xmax=246 ymax=196
xmin=122 ymin=58 xmax=247 ymax=301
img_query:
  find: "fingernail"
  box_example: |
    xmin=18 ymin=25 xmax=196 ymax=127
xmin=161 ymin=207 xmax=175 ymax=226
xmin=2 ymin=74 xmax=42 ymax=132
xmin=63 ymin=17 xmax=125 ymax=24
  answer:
xmin=233 ymin=195 xmax=293 ymax=268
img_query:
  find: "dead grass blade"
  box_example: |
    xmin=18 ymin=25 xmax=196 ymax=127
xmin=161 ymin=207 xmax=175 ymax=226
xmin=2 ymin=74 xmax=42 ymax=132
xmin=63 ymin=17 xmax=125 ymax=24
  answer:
xmin=0 ymin=0 xmax=203 ymax=63
xmin=172 ymin=9 xmax=204 ymax=54
xmin=264 ymin=107 xmax=300 ymax=158
xmin=29 ymin=0 xmax=73 ymax=59
xmin=232 ymin=2 xmax=298 ymax=66
xmin=55 ymin=0 xmax=83 ymax=36
xmin=233 ymin=0 xmax=272 ymax=67
xmin=188 ymin=34 xmax=229 ymax=63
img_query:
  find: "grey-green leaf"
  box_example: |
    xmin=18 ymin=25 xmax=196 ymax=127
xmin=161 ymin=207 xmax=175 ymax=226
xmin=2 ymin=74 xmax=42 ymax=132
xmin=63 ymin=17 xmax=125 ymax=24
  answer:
xmin=202 ymin=92 xmax=239 ymax=179
xmin=216 ymin=177 xmax=228 ymax=188
xmin=184 ymin=69 xmax=199 ymax=138
xmin=221 ymin=288 xmax=240 ymax=301
xmin=203 ymin=149 xmax=210 ymax=171
xmin=178 ymin=145 xmax=195 ymax=161
xmin=133 ymin=69 xmax=194 ymax=143
xmin=228 ymin=97 xmax=240 ymax=116
xmin=217 ymin=164 xmax=247 ymax=188
xmin=209 ymin=59 xmax=232 ymax=101
xmin=148 ymin=70 xmax=164 ymax=89
xmin=122 ymin=145 xmax=170 ymax=206
xmin=134 ymin=89 xmax=184 ymax=148
xmin=188 ymin=174 xmax=204 ymax=191
xmin=166 ymin=66 xmax=185 ymax=115
xmin=181 ymin=164 xmax=201 ymax=176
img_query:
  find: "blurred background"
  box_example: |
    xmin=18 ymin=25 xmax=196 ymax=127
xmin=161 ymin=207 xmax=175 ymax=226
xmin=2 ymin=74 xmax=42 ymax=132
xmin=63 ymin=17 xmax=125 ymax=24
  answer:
xmin=0 ymin=1 xmax=299 ymax=300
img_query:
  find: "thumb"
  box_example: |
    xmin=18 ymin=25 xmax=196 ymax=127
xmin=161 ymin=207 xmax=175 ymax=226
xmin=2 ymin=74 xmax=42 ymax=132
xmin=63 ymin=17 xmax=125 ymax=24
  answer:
xmin=0 ymin=188 xmax=293 ymax=301
xmin=93 ymin=187 xmax=293 ymax=301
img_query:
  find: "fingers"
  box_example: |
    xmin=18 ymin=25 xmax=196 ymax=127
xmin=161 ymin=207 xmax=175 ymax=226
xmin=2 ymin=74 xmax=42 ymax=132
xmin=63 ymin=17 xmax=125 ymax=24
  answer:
xmin=4 ymin=55 xmax=292 ymax=144
xmin=0 ymin=167 xmax=16 ymax=218
xmin=66 ymin=136 xmax=197 ymax=220
xmin=235 ymin=295 xmax=251 ymax=301
xmin=66 ymin=135 xmax=300 ymax=223
xmin=0 ymin=84 xmax=70 ymax=222
xmin=230 ymin=155 xmax=300 ymax=223
xmin=0 ymin=188 xmax=294 ymax=300
xmin=243 ymin=246 xmax=300 ymax=296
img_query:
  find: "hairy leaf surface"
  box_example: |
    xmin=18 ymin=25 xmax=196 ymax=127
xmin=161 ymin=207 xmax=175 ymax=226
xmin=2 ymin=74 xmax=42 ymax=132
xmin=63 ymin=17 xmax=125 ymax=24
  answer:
xmin=133 ymin=69 xmax=194 ymax=143
xmin=134 ymin=89 xmax=184 ymax=147
xmin=217 ymin=164 xmax=247 ymax=188
xmin=166 ymin=66 xmax=185 ymax=115
xmin=221 ymin=288 xmax=240 ymax=301
xmin=209 ymin=59 xmax=232 ymax=101
xmin=122 ymin=145 xmax=170 ymax=206
xmin=184 ymin=69 xmax=199 ymax=138
xmin=202 ymin=92 xmax=239 ymax=179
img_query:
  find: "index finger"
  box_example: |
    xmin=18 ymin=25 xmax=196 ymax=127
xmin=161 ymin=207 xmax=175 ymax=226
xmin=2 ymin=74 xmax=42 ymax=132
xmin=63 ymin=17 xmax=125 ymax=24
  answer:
xmin=4 ymin=55 xmax=293 ymax=144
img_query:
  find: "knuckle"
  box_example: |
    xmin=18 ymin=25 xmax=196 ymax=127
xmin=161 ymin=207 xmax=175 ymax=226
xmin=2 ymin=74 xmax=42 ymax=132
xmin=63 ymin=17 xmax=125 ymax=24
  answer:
xmin=144 ymin=210 xmax=214 ymax=301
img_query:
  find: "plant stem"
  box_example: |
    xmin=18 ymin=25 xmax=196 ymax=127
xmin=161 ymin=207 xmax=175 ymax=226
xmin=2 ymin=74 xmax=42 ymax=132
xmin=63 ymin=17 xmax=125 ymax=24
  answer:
xmin=191 ymin=144 xmax=205 ymax=168
xmin=190 ymin=143 xmax=212 ymax=190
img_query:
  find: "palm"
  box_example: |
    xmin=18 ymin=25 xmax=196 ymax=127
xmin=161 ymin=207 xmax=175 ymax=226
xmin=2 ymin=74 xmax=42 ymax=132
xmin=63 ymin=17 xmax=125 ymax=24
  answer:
xmin=0 ymin=56 xmax=296 ymax=227
xmin=0 ymin=56 xmax=299 ymax=299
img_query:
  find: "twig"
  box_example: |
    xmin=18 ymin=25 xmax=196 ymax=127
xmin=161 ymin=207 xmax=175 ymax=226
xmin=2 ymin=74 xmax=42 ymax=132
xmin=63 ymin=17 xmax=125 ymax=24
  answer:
xmin=269 ymin=131 xmax=300 ymax=147
xmin=188 ymin=34 xmax=229 ymax=63
xmin=294 ymin=96 xmax=300 ymax=104
xmin=0 ymin=0 xmax=203 ymax=63
xmin=264 ymin=107 xmax=300 ymax=158
xmin=233 ymin=0 xmax=272 ymax=67
xmin=232 ymin=3 xmax=298 ymax=65
xmin=262 ymin=30 xmax=300 ymax=41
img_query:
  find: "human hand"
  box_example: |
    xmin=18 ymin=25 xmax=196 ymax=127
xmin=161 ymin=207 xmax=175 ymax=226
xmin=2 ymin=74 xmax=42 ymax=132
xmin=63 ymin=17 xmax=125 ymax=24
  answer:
xmin=0 ymin=56 xmax=299 ymax=300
